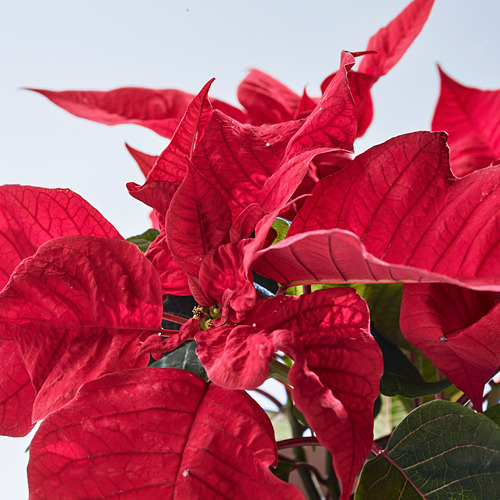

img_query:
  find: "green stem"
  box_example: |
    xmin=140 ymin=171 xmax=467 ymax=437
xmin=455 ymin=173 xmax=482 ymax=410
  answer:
xmin=285 ymin=392 xmax=324 ymax=500
xmin=324 ymin=450 xmax=340 ymax=500
xmin=269 ymin=359 xmax=291 ymax=386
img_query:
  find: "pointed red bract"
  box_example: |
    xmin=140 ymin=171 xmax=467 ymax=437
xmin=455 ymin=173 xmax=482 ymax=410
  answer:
xmin=289 ymin=331 xmax=382 ymax=500
xmin=192 ymin=112 xmax=303 ymax=220
xmin=28 ymin=86 xmax=246 ymax=138
xmin=127 ymin=80 xmax=215 ymax=215
xmin=145 ymin=230 xmax=191 ymax=295
xmin=284 ymin=52 xmax=357 ymax=161
xmin=262 ymin=132 xmax=500 ymax=290
xmin=28 ymin=368 xmax=303 ymax=499
xmin=432 ymin=67 xmax=500 ymax=176
xmin=0 ymin=236 xmax=162 ymax=421
xmin=0 ymin=342 xmax=35 ymax=437
xmin=237 ymin=69 xmax=302 ymax=124
xmin=167 ymin=159 xmax=232 ymax=278
xmin=357 ymin=0 xmax=435 ymax=77
xmin=400 ymin=284 xmax=500 ymax=410
xmin=125 ymin=143 xmax=157 ymax=178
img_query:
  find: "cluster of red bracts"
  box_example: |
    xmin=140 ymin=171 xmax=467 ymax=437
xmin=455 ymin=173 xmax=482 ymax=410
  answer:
xmin=1 ymin=0 xmax=499 ymax=497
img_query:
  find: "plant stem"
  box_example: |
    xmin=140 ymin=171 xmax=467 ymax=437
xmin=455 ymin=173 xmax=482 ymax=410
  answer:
xmin=324 ymin=450 xmax=340 ymax=500
xmin=284 ymin=393 xmax=324 ymax=500
xmin=269 ymin=359 xmax=291 ymax=386
xmin=253 ymin=388 xmax=283 ymax=411
xmin=162 ymin=312 xmax=188 ymax=325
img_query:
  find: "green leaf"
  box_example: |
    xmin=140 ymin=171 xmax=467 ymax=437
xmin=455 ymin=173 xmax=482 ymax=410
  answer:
xmin=485 ymin=404 xmax=500 ymax=428
xmin=354 ymin=283 xmax=415 ymax=351
xmin=266 ymin=411 xmax=293 ymax=442
xmin=356 ymin=401 xmax=500 ymax=499
xmin=271 ymin=218 xmax=290 ymax=244
xmin=271 ymin=460 xmax=295 ymax=482
xmin=149 ymin=341 xmax=207 ymax=380
xmin=373 ymin=396 xmax=408 ymax=440
xmin=126 ymin=228 xmax=160 ymax=252
xmin=373 ymin=329 xmax=451 ymax=398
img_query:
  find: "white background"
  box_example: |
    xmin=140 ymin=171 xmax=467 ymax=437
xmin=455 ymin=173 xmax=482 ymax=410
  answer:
xmin=1 ymin=1 xmax=499 ymax=497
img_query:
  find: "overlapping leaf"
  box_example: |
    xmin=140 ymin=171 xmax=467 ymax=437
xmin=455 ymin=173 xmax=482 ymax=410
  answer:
xmin=192 ymin=111 xmax=303 ymax=219
xmin=0 ymin=185 xmax=122 ymax=288
xmin=321 ymin=0 xmax=434 ymax=137
xmin=432 ymin=67 xmax=500 ymax=176
xmin=28 ymin=368 xmax=303 ymax=499
xmin=237 ymin=69 xmax=302 ymax=124
xmin=0 ymin=236 xmax=162 ymax=421
xmin=254 ymin=132 xmax=500 ymax=290
xmin=167 ymin=159 xmax=231 ymax=278
xmin=0 ymin=342 xmax=35 ymax=437
xmin=195 ymin=288 xmax=383 ymax=500
xmin=0 ymin=185 xmax=124 ymax=436
xmin=400 ymin=283 xmax=500 ymax=410
xmin=28 ymin=85 xmax=246 ymax=138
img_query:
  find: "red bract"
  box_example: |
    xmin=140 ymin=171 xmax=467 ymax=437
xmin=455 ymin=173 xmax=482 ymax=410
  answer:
xmin=400 ymin=284 xmax=500 ymax=411
xmin=321 ymin=0 xmax=435 ymax=137
xmin=237 ymin=69 xmax=306 ymax=124
xmin=0 ymin=342 xmax=35 ymax=437
xmin=0 ymin=185 xmax=122 ymax=288
xmin=0 ymin=185 xmax=123 ymax=436
xmin=28 ymin=368 xmax=303 ymax=500
xmin=432 ymin=66 xmax=500 ymax=176
xmin=195 ymin=288 xmax=383 ymax=500
xmin=27 ymin=85 xmax=246 ymax=139
xmin=254 ymin=132 xmax=500 ymax=291
xmin=0 ymin=236 xmax=162 ymax=422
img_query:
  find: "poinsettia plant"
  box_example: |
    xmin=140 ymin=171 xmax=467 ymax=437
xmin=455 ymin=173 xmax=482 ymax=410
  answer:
xmin=2 ymin=0 xmax=500 ymax=498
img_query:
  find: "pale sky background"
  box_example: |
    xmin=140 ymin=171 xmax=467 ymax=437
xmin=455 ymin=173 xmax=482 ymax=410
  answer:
xmin=1 ymin=0 xmax=499 ymax=497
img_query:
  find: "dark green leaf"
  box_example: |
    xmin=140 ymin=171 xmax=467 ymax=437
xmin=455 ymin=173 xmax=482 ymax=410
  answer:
xmin=149 ymin=341 xmax=207 ymax=380
xmin=373 ymin=329 xmax=451 ymax=398
xmin=271 ymin=460 xmax=295 ymax=482
xmin=354 ymin=283 xmax=415 ymax=351
xmin=162 ymin=294 xmax=197 ymax=330
xmin=485 ymin=404 xmax=500 ymax=428
xmin=356 ymin=401 xmax=500 ymax=499
xmin=126 ymin=228 xmax=160 ymax=252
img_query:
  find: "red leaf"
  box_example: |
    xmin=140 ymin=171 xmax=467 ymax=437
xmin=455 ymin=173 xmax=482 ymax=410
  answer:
xmin=253 ymin=229 xmax=500 ymax=291
xmin=289 ymin=330 xmax=382 ymax=500
xmin=432 ymin=66 xmax=500 ymax=176
xmin=199 ymin=240 xmax=257 ymax=321
xmin=400 ymin=284 xmax=500 ymax=410
xmin=196 ymin=288 xmax=381 ymax=500
xmin=285 ymin=51 xmax=357 ymax=161
xmin=0 ymin=236 xmax=162 ymax=421
xmin=237 ymin=69 xmax=301 ymax=124
xmin=357 ymin=0 xmax=435 ymax=77
xmin=28 ymin=369 xmax=303 ymax=499
xmin=145 ymin=230 xmax=191 ymax=295
xmin=28 ymin=85 xmax=246 ymax=138
xmin=0 ymin=342 xmax=35 ymax=436
xmin=167 ymin=159 xmax=232 ymax=278
xmin=196 ymin=325 xmax=291 ymax=390
xmin=192 ymin=111 xmax=303 ymax=219
xmin=264 ymin=132 xmax=500 ymax=290
xmin=127 ymin=80 xmax=215 ymax=213
xmin=125 ymin=143 xmax=157 ymax=178
xmin=0 ymin=185 xmax=122 ymax=289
